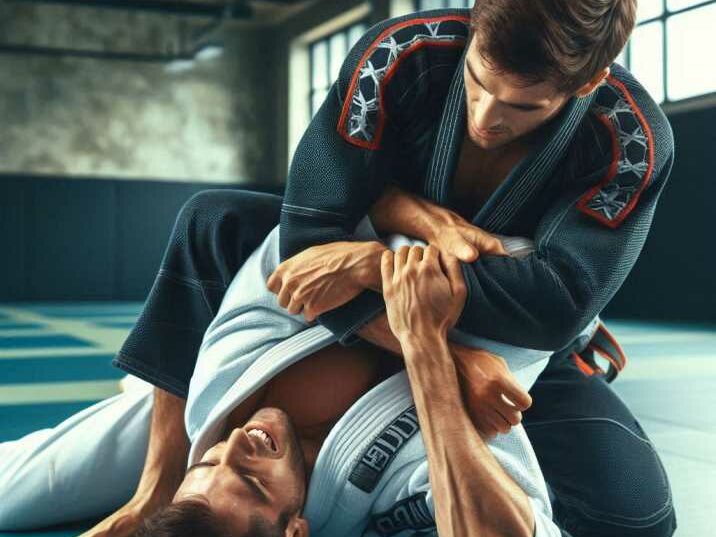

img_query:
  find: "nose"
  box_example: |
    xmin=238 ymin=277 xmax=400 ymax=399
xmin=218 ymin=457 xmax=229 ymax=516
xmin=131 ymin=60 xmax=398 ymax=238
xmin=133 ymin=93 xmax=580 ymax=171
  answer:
xmin=222 ymin=428 xmax=256 ymax=464
xmin=472 ymin=93 xmax=502 ymax=131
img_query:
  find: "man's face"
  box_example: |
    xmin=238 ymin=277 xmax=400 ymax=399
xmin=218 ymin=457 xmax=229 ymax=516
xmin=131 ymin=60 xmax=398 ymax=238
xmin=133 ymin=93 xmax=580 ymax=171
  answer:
xmin=173 ymin=407 xmax=308 ymax=534
xmin=463 ymin=34 xmax=571 ymax=150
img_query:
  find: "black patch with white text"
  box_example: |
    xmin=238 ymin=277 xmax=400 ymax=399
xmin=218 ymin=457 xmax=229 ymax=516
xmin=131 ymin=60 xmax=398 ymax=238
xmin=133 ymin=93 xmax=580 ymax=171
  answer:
xmin=348 ymin=405 xmax=420 ymax=493
xmin=371 ymin=492 xmax=435 ymax=536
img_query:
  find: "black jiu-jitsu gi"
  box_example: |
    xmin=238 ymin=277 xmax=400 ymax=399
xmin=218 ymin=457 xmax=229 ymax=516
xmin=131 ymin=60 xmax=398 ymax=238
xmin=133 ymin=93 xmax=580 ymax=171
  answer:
xmin=280 ymin=9 xmax=674 ymax=352
xmin=111 ymin=8 xmax=676 ymax=537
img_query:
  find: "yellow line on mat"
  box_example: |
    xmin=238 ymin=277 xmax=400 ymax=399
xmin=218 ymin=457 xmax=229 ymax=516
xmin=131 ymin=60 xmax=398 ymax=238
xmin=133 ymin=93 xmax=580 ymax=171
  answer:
xmin=0 ymin=380 xmax=121 ymax=405
xmin=0 ymin=348 xmax=109 ymax=360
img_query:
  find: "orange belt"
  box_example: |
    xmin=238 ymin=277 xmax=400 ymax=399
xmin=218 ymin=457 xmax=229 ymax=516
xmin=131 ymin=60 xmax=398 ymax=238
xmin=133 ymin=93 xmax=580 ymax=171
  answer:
xmin=572 ymin=323 xmax=627 ymax=383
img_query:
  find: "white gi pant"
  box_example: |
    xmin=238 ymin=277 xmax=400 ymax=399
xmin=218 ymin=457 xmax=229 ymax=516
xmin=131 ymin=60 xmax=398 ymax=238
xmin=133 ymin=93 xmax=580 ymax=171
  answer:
xmin=0 ymin=381 xmax=154 ymax=530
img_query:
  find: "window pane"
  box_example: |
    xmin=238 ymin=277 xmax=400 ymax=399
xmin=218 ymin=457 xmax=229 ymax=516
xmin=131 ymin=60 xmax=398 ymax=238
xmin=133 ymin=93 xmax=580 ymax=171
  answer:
xmin=311 ymin=88 xmax=329 ymax=118
xmin=637 ymin=0 xmax=664 ymax=23
xmin=667 ymin=3 xmax=716 ymax=100
xmin=347 ymin=23 xmax=366 ymax=49
xmin=615 ymin=45 xmax=628 ymax=68
xmin=629 ymin=21 xmax=665 ymax=103
xmin=329 ymin=32 xmax=347 ymax=83
xmin=668 ymin=0 xmax=711 ymax=12
xmin=446 ymin=0 xmax=464 ymax=7
xmin=420 ymin=0 xmax=445 ymax=10
xmin=311 ymin=41 xmax=328 ymax=90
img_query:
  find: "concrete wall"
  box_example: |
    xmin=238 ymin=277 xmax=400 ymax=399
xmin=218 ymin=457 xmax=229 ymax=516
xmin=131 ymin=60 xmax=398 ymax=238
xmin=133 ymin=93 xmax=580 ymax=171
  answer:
xmin=0 ymin=2 xmax=281 ymax=184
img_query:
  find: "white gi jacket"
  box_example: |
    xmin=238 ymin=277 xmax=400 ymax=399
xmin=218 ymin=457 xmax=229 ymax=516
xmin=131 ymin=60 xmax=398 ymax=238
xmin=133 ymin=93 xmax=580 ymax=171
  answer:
xmin=187 ymin=221 xmax=598 ymax=536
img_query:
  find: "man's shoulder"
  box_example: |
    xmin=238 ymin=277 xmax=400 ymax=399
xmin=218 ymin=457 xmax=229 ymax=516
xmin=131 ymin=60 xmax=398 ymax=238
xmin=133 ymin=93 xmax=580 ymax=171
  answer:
xmin=570 ymin=64 xmax=674 ymax=228
xmin=337 ymin=9 xmax=470 ymax=149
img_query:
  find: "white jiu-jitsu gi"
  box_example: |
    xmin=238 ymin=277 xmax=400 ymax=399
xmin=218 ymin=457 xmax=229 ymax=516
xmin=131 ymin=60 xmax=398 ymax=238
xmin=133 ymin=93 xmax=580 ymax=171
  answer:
xmin=0 ymin=220 xmax=597 ymax=535
xmin=187 ymin=220 xmax=599 ymax=537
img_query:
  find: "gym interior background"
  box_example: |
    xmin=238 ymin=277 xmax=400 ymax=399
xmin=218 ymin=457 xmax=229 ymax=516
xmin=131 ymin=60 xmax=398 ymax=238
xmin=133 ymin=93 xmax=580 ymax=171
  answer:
xmin=0 ymin=0 xmax=713 ymax=535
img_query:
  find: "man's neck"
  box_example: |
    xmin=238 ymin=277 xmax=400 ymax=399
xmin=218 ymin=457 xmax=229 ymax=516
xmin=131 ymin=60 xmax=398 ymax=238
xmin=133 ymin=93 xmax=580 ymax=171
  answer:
xmin=223 ymin=342 xmax=400 ymax=478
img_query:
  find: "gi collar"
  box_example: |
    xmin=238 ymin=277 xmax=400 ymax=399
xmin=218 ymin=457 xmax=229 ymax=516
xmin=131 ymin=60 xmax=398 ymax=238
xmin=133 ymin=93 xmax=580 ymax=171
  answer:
xmin=424 ymin=45 xmax=597 ymax=233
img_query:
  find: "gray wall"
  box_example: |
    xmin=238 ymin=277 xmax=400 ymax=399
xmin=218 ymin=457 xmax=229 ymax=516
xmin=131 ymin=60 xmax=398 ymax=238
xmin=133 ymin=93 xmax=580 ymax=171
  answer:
xmin=0 ymin=2 xmax=281 ymax=185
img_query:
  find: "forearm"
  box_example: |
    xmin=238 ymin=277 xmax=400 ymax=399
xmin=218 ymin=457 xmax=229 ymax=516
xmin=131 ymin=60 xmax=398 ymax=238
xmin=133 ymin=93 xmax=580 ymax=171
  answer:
xmin=357 ymin=313 xmax=402 ymax=355
xmin=136 ymin=388 xmax=190 ymax=502
xmin=370 ymin=186 xmax=443 ymax=240
xmin=401 ymin=335 xmax=534 ymax=537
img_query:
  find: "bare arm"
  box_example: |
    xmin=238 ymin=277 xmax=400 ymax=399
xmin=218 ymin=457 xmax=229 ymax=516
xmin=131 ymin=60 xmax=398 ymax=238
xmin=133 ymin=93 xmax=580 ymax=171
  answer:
xmin=381 ymin=246 xmax=534 ymax=537
xmin=80 ymin=388 xmax=189 ymax=537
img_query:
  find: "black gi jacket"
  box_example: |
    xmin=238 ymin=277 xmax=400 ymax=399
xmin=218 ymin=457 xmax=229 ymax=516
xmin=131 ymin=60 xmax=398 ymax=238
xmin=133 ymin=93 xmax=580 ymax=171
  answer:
xmin=279 ymin=8 xmax=674 ymax=351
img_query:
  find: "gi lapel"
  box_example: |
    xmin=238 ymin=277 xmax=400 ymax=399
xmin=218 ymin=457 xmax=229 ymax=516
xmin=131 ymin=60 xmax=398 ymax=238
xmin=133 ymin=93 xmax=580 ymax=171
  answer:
xmin=423 ymin=41 xmax=596 ymax=233
xmin=477 ymin=92 xmax=596 ymax=232
xmin=423 ymin=43 xmax=469 ymax=205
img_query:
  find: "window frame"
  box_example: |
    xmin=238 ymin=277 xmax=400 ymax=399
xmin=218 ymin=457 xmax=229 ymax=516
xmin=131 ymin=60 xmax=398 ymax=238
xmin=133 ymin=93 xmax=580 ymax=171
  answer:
xmin=624 ymin=0 xmax=716 ymax=106
xmin=414 ymin=0 xmax=716 ymax=107
xmin=308 ymin=19 xmax=370 ymax=118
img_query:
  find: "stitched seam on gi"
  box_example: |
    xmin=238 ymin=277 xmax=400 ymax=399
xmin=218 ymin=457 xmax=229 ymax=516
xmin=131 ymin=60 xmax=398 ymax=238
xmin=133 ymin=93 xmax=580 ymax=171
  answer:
xmin=484 ymin=108 xmax=572 ymax=229
xmin=502 ymin=94 xmax=593 ymax=225
xmin=440 ymin=72 xmax=463 ymax=201
xmin=438 ymin=73 xmax=463 ymax=203
xmin=487 ymin=96 xmax=593 ymax=230
xmin=428 ymin=51 xmax=465 ymax=200
xmin=427 ymin=81 xmax=452 ymax=200
xmin=524 ymin=417 xmax=654 ymax=449
xmin=157 ymin=269 xmax=222 ymax=317
xmin=539 ymin=190 xmax=586 ymax=248
xmin=157 ymin=269 xmax=225 ymax=290
xmin=432 ymin=68 xmax=462 ymax=201
xmin=281 ymin=203 xmax=347 ymax=218
xmin=557 ymin=496 xmax=674 ymax=529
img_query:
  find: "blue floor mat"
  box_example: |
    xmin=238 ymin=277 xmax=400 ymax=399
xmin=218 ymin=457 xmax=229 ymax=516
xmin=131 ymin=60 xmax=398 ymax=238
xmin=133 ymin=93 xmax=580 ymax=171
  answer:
xmin=0 ymin=306 xmax=713 ymax=537
xmin=0 ymin=355 xmax=122 ymax=385
xmin=0 ymin=401 xmax=99 ymax=442
xmin=0 ymin=335 xmax=93 ymax=350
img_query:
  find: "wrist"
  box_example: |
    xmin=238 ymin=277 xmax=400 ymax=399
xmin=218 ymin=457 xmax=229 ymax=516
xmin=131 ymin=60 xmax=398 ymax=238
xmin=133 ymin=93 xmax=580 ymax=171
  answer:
xmin=352 ymin=241 xmax=386 ymax=291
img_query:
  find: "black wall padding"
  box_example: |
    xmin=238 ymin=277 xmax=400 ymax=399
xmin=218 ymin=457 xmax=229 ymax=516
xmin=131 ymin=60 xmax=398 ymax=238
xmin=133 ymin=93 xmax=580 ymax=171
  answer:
xmin=1 ymin=100 xmax=714 ymax=324
xmin=0 ymin=175 xmax=280 ymax=302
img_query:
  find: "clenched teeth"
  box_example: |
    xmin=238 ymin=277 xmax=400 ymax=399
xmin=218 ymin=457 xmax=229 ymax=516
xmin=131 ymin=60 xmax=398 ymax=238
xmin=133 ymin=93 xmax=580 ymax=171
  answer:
xmin=248 ymin=428 xmax=276 ymax=451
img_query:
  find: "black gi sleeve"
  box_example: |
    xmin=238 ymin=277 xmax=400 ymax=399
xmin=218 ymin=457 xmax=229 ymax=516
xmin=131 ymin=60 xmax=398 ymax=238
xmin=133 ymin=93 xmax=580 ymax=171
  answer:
xmin=458 ymin=92 xmax=675 ymax=351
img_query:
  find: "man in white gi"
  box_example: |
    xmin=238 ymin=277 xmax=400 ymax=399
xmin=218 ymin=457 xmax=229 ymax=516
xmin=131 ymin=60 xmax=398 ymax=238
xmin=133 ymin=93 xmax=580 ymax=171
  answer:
xmin=0 ymin=224 xmax=581 ymax=537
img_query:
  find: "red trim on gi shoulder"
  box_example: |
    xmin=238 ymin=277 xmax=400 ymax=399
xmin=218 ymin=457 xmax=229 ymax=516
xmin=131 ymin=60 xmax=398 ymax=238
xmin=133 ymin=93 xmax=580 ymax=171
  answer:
xmin=337 ymin=15 xmax=470 ymax=150
xmin=576 ymin=75 xmax=656 ymax=228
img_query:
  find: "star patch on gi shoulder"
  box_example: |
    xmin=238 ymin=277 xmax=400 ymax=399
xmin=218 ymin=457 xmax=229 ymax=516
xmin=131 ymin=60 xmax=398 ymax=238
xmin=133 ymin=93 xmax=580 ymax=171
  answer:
xmin=577 ymin=76 xmax=655 ymax=228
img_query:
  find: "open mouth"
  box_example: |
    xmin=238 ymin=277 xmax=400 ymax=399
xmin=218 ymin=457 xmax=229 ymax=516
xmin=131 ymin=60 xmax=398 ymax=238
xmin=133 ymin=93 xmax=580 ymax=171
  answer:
xmin=246 ymin=425 xmax=278 ymax=453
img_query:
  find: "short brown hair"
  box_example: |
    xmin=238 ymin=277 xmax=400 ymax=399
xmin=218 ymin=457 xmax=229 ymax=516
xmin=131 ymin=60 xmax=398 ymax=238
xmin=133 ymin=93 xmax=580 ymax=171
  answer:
xmin=470 ymin=0 xmax=637 ymax=93
xmin=132 ymin=501 xmax=288 ymax=537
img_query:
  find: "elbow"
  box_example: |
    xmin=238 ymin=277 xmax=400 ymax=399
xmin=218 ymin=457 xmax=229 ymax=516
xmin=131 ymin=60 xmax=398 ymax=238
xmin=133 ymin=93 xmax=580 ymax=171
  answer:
xmin=537 ymin=313 xmax=585 ymax=351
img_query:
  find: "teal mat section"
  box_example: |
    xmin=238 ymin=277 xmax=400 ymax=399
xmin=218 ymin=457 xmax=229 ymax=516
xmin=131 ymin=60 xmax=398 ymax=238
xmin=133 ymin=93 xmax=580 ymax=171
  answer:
xmin=0 ymin=322 xmax=45 ymax=330
xmin=0 ymin=355 xmax=122 ymax=384
xmin=0 ymin=335 xmax=94 ymax=350
xmin=0 ymin=303 xmax=713 ymax=537
xmin=0 ymin=401 xmax=99 ymax=443
xmin=91 ymin=321 xmax=137 ymax=330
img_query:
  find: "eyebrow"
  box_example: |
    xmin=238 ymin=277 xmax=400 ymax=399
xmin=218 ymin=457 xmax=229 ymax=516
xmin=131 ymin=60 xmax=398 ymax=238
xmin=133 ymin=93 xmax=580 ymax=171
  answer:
xmin=185 ymin=461 xmax=269 ymax=504
xmin=186 ymin=461 xmax=216 ymax=475
xmin=465 ymin=58 xmax=546 ymax=111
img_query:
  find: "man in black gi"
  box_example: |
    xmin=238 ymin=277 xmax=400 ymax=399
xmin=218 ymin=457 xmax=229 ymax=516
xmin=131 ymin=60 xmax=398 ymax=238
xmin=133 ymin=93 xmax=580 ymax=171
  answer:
xmin=89 ymin=1 xmax=676 ymax=536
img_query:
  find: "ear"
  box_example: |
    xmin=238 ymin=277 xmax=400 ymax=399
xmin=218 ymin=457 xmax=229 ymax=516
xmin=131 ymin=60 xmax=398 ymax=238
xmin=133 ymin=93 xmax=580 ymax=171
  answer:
xmin=574 ymin=66 xmax=610 ymax=98
xmin=284 ymin=516 xmax=309 ymax=537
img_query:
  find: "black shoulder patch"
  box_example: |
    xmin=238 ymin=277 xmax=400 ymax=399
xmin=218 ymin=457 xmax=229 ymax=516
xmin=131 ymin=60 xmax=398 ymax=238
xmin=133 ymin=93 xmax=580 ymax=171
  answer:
xmin=337 ymin=15 xmax=469 ymax=150
xmin=371 ymin=492 xmax=435 ymax=536
xmin=348 ymin=405 xmax=420 ymax=493
xmin=577 ymin=76 xmax=655 ymax=228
